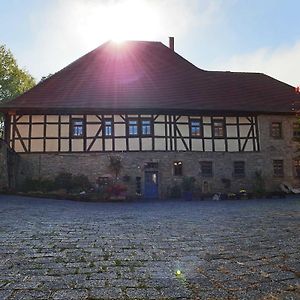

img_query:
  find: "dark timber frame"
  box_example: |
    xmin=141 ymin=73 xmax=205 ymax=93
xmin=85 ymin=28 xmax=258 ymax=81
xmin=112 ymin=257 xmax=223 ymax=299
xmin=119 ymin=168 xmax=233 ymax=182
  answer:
xmin=7 ymin=113 xmax=260 ymax=153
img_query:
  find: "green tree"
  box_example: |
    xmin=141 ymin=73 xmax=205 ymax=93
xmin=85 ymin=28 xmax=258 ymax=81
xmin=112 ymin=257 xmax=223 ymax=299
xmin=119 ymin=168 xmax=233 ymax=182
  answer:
xmin=0 ymin=44 xmax=36 ymax=137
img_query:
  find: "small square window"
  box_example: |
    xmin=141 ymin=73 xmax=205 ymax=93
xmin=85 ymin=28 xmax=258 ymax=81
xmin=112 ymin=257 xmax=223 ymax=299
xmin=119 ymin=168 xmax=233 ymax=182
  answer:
xmin=271 ymin=122 xmax=282 ymax=138
xmin=200 ymin=161 xmax=213 ymax=177
xmin=128 ymin=119 xmax=138 ymax=136
xmin=190 ymin=120 xmax=201 ymax=137
xmin=173 ymin=161 xmax=183 ymax=176
xmin=213 ymin=119 xmax=225 ymax=138
xmin=104 ymin=119 xmax=113 ymax=137
xmin=141 ymin=119 xmax=152 ymax=136
xmin=273 ymin=160 xmax=284 ymax=177
xmin=233 ymin=161 xmax=245 ymax=177
xmin=293 ymin=123 xmax=300 ymax=138
xmin=71 ymin=118 xmax=84 ymax=138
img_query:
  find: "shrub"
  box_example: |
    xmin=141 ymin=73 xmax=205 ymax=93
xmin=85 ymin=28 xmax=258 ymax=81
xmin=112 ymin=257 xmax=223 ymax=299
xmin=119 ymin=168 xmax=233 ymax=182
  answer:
xmin=169 ymin=184 xmax=182 ymax=198
xmin=181 ymin=176 xmax=196 ymax=192
xmin=106 ymin=184 xmax=127 ymax=197
xmin=54 ymin=172 xmax=73 ymax=191
xmin=20 ymin=178 xmax=55 ymax=192
xmin=253 ymin=170 xmax=265 ymax=196
xmin=72 ymin=174 xmax=91 ymax=191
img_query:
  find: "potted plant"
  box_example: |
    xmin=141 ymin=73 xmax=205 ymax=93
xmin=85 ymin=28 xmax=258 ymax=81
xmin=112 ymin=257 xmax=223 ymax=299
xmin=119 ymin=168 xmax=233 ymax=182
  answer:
xmin=181 ymin=176 xmax=195 ymax=201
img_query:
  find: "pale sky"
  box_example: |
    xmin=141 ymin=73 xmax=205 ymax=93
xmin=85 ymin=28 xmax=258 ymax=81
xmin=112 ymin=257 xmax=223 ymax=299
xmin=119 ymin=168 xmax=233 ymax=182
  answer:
xmin=1 ymin=0 xmax=300 ymax=86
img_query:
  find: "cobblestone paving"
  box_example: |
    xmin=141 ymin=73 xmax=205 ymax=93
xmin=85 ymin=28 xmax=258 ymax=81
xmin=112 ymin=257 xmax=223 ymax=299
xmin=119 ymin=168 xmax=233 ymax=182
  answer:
xmin=0 ymin=195 xmax=299 ymax=300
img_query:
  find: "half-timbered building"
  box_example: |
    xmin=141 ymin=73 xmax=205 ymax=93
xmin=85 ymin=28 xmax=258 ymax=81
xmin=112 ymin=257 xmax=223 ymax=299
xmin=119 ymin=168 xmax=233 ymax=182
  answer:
xmin=1 ymin=38 xmax=300 ymax=197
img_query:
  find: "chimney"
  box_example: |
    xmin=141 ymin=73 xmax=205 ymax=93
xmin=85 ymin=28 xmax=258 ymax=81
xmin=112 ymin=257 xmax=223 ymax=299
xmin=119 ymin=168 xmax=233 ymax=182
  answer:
xmin=169 ymin=37 xmax=174 ymax=51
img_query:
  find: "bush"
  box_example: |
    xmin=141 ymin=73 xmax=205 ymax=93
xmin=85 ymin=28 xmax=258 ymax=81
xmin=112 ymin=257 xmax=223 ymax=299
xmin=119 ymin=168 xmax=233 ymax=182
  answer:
xmin=54 ymin=172 xmax=73 ymax=191
xmin=169 ymin=184 xmax=182 ymax=198
xmin=253 ymin=170 xmax=265 ymax=196
xmin=20 ymin=178 xmax=55 ymax=192
xmin=181 ymin=176 xmax=196 ymax=192
xmin=72 ymin=174 xmax=91 ymax=191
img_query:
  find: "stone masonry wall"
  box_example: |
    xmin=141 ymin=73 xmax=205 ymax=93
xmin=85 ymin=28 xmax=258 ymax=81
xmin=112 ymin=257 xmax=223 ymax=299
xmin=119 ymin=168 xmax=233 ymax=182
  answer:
xmin=16 ymin=114 xmax=300 ymax=197
xmin=0 ymin=139 xmax=9 ymax=190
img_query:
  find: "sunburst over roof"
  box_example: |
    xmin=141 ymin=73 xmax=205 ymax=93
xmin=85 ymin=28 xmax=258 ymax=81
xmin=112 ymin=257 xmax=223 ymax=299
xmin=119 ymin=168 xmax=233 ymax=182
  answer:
xmin=1 ymin=40 xmax=299 ymax=114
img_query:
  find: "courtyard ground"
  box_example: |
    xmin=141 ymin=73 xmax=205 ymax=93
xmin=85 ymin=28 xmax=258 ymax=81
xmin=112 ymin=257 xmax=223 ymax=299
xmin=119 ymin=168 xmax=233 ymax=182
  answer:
xmin=0 ymin=195 xmax=299 ymax=300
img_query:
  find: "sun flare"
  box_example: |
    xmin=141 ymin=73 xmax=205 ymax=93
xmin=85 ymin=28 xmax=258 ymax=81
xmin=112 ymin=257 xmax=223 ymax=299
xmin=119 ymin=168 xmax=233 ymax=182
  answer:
xmin=79 ymin=0 xmax=162 ymax=45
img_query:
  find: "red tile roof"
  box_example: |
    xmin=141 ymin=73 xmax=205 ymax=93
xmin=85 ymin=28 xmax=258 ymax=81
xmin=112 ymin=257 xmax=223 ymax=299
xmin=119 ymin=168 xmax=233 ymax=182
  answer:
xmin=1 ymin=40 xmax=299 ymax=114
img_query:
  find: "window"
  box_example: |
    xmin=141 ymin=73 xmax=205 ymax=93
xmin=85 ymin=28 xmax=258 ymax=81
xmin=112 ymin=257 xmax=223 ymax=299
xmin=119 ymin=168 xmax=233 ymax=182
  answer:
xmin=233 ymin=161 xmax=245 ymax=177
xmin=128 ymin=119 xmax=138 ymax=136
xmin=271 ymin=122 xmax=282 ymax=138
xmin=213 ymin=119 xmax=225 ymax=137
xmin=293 ymin=123 xmax=300 ymax=138
xmin=294 ymin=160 xmax=300 ymax=177
xmin=141 ymin=119 xmax=151 ymax=136
xmin=273 ymin=160 xmax=284 ymax=177
xmin=173 ymin=161 xmax=183 ymax=176
xmin=71 ymin=118 xmax=84 ymax=138
xmin=190 ymin=119 xmax=201 ymax=137
xmin=104 ymin=119 xmax=113 ymax=137
xmin=200 ymin=161 xmax=213 ymax=177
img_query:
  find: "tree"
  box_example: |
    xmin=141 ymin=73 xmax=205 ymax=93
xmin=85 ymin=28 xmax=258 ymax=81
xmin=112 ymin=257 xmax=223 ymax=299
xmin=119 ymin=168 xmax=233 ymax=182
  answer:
xmin=0 ymin=44 xmax=36 ymax=137
xmin=108 ymin=155 xmax=123 ymax=180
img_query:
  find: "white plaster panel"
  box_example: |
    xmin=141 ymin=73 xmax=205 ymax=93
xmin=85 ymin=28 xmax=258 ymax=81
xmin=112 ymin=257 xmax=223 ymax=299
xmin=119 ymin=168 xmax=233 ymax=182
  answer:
xmin=87 ymin=124 xmax=101 ymax=137
xmin=214 ymin=139 xmax=226 ymax=151
xmin=46 ymin=139 xmax=58 ymax=152
xmin=155 ymin=115 xmax=165 ymax=122
xmin=203 ymin=125 xmax=212 ymax=137
xmin=176 ymin=139 xmax=186 ymax=151
xmin=129 ymin=138 xmax=139 ymax=151
xmin=154 ymin=124 xmax=165 ymax=136
xmin=71 ymin=139 xmax=83 ymax=152
xmin=155 ymin=138 xmax=166 ymax=151
xmin=177 ymin=124 xmax=189 ymax=137
xmin=16 ymin=124 xmax=29 ymax=137
xmin=87 ymin=138 xmax=102 ymax=151
xmin=141 ymin=138 xmax=152 ymax=151
xmin=47 ymin=115 xmax=59 ymax=123
xmin=240 ymin=125 xmax=251 ymax=137
xmin=177 ymin=116 xmax=189 ymax=123
xmin=60 ymin=139 xmax=69 ymax=152
xmin=192 ymin=139 xmax=203 ymax=151
xmin=32 ymin=115 xmax=44 ymax=123
xmin=46 ymin=124 xmax=59 ymax=138
xmin=114 ymin=115 xmax=124 ymax=122
xmin=243 ymin=139 xmax=253 ymax=151
xmin=204 ymin=139 xmax=213 ymax=151
xmin=115 ymin=138 xmax=126 ymax=151
xmin=31 ymin=139 xmax=43 ymax=152
xmin=226 ymin=117 xmax=237 ymax=124
xmin=61 ymin=115 xmax=70 ymax=122
xmin=17 ymin=115 xmax=29 ymax=123
xmin=61 ymin=125 xmax=69 ymax=137
xmin=86 ymin=115 xmax=100 ymax=122
xmin=14 ymin=140 xmax=26 ymax=152
xmin=227 ymin=139 xmax=239 ymax=152
xmin=239 ymin=117 xmax=251 ymax=124
xmin=105 ymin=139 xmax=112 ymax=151
xmin=31 ymin=124 xmax=44 ymax=138
xmin=226 ymin=125 xmax=238 ymax=137
xmin=115 ymin=124 xmax=126 ymax=136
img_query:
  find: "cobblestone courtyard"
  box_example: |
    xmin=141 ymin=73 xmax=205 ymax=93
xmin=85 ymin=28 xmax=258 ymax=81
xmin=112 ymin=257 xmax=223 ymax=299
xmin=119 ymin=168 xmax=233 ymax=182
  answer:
xmin=0 ymin=195 xmax=299 ymax=300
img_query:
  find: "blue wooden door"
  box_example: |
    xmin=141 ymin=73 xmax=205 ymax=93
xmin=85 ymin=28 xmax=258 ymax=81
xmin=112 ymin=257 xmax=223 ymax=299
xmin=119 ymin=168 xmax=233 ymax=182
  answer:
xmin=144 ymin=171 xmax=158 ymax=198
